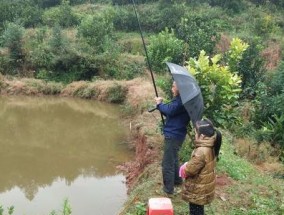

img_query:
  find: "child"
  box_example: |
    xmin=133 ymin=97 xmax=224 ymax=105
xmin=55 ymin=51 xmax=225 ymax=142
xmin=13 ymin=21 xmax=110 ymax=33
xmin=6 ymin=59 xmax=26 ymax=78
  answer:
xmin=179 ymin=119 xmax=222 ymax=215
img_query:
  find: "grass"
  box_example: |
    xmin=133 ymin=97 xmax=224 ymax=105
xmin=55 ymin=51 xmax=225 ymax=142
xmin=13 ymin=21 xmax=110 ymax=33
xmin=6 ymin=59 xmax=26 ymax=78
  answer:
xmin=120 ymin=130 xmax=284 ymax=215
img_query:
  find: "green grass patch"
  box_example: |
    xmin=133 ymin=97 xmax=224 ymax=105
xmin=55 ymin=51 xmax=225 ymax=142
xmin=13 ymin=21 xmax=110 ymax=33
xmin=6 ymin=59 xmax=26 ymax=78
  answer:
xmin=121 ymin=130 xmax=284 ymax=215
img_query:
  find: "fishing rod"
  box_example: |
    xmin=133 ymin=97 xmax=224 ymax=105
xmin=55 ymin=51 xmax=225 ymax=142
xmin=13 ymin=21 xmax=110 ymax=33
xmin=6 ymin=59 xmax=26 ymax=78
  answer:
xmin=131 ymin=0 xmax=165 ymax=125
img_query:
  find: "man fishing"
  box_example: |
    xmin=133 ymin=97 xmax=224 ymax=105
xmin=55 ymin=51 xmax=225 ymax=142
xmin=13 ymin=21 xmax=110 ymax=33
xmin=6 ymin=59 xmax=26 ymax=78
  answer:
xmin=155 ymin=81 xmax=190 ymax=197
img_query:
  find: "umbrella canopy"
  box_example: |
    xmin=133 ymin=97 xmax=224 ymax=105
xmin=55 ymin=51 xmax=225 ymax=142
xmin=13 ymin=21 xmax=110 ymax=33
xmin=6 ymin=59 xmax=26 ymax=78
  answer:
xmin=166 ymin=62 xmax=204 ymax=126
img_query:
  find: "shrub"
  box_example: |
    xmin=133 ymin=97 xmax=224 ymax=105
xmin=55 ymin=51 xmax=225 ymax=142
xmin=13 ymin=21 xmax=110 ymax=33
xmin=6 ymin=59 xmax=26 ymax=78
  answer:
xmin=231 ymin=38 xmax=265 ymax=98
xmin=187 ymin=50 xmax=242 ymax=128
xmin=176 ymin=13 xmax=220 ymax=58
xmin=155 ymin=2 xmax=186 ymax=32
xmin=254 ymin=14 xmax=278 ymax=36
xmin=155 ymin=75 xmax=172 ymax=99
xmin=42 ymin=0 xmax=79 ymax=27
xmin=1 ymin=22 xmax=25 ymax=75
xmin=113 ymin=6 xmax=138 ymax=32
xmin=255 ymin=114 xmax=284 ymax=148
xmin=147 ymin=28 xmax=187 ymax=73
xmin=209 ymin=0 xmax=246 ymax=14
xmin=255 ymin=61 xmax=284 ymax=122
xmin=111 ymin=54 xmax=145 ymax=80
xmin=77 ymin=10 xmax=115 ymax=52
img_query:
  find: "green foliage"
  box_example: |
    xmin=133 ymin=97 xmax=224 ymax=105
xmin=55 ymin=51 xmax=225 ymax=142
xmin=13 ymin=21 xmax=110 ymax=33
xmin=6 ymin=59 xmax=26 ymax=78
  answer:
xmin=0 ymin=53 xmax=13 ymax=75
xmin=156 ymin=3 xmax=186 ymax=32
xmin=1 ymin=22 xmax=24 ymax=60
xmin=249 ymin=0 xmax=284 ymax=8
xmin=0 ymin=206 xmax=14 ymax=215
xmin=62 ymin=199 xmax=72 ymax=215
xmin=113 ymin=6 xmax=138 ymax=32
xmin=227 ymin=38 xmax=249 ymax=73
xmin=132 ymin=202 xmax=147 ymax=215
xmin=179 ymin=136 xmax=194 ymax=163
xmin=72 ymin=83 xmax=96 ymax=98
xmin=106 ymin=83 xmax=128 ymax=103
xmin=1 ymin=22 xmax=25 ymax=75
xmin=42 ymin=0 xmax=79 ymax=27
xmin=176 ymin=13 xmax=220 ymax=58
xmin=255 ymin=114 xmax=284 ymax=148
xmin=255 ymin=61 xmax=284 ymax=124
xmin=209 ymin=0 xmax=246 ymax=13
xmin=77 ymin=9 xmax=115 ymax=52
xmin=147 ymin=28 xmax=187 ymax=73
xmin=254 ymin=13 xmax=278 ymax=36
xmin=155 ymin=75 xmax=172 ymax=99
xmin=27 ymin=26 xmax=100 ymax=83
xmin=0 ymin=0 xmax=42 ymax=28
xmin=217 ymin=135 xmax=255 ymax=180
xmin=236 ymin=37 xmax=266 ymax=98
xmin=253 ymin=62 xmax=284 ymax=152
xmin=187 ymin=49 xmax=242 ymax=127
xmin=106 ymin=54 xmax=145 ymax=80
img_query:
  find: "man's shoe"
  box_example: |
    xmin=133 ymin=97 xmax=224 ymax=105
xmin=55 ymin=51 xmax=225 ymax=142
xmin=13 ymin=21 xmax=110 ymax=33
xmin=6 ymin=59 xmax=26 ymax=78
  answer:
xmin=155 ymin=188 xmax=174 ymax=198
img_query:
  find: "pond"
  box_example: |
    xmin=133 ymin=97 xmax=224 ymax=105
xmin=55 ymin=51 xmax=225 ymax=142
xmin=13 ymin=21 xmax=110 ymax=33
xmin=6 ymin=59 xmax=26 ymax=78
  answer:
xmin=0 ymin=96 xmax=134 ymax=215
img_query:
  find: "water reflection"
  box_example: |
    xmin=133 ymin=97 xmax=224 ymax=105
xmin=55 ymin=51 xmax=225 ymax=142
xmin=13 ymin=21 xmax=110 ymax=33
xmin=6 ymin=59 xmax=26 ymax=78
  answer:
xmin=0 ymin=96 xmax=133 ymax=214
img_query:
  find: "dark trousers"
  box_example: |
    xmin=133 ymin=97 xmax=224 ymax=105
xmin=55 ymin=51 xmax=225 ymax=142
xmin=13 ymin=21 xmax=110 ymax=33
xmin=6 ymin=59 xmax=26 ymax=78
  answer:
xmin=189 ymin=203 xmax=204 ymax=215
xmin=162 ymin=137 xmax=183 ymax=194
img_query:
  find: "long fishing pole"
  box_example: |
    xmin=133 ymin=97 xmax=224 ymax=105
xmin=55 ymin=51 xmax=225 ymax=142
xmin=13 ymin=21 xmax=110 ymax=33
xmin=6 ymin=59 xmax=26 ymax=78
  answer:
xmin=131 ymin=0 xmax=165 ymax=125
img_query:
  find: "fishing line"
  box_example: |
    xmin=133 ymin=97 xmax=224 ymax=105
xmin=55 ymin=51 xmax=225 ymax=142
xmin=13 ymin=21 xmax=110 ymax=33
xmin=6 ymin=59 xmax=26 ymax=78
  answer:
xmin=131 ymin=0 xmax=164 ymax=125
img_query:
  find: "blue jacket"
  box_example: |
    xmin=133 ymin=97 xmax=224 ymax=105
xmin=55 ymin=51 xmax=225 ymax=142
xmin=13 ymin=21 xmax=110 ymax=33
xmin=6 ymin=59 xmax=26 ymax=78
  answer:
xmin=157 ymin=96 xmax=190 ymax=141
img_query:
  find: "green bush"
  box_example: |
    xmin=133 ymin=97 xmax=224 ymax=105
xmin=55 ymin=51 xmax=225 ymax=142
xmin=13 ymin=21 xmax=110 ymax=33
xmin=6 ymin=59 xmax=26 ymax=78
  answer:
xmin=209 ymin=0 xmax=246 ymax=13
xmin=255 ymin=61 xmax=284 ymax=123
xmin=235 ymin=37 xmax=266 ymax=98
xmin=147 ymin=28 xmax=187 ymax=73
xmin=154 ymin=2 xmax=186 ymax=32
xmin=0 ymin=0 xmax=42 ymax=28
xmin=156 ymin=75 xmax=172 ymax=99
xmin=179 ymin=135 xmax=194 ymax=163
xmin=1 ymin=22 xmax=25 ymax=75
xmin=176 ymin=13 xmax=220 ymax=58
xmin=77 ymin=10 xmax=115 ymax=52
xmin=27 ymin=26 xmax=100 ymax=83
xmin=113 ymin=6 xmax=138 ymax=32
xmin=254 ymin=14 xmax=278 ymax=36
xmin=187 ymin=49 xmax=242 ymax=128
xmin=255 ymin=114 xmax=284 ymax=148
xmin=111 ymin=54 xmax=145 ymax=80
xmin=42 ymin=0 xmax=79 ymax=27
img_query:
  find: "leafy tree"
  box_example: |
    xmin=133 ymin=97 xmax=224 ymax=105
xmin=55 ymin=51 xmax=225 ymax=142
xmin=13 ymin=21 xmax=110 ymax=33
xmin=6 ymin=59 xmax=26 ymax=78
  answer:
xmin=42 ymin=0 xmax=79 ymax=27
xmin=226 ymin=38 xmax=249 ymax=73
xmin=156 ymin=2 xmax=186 ymax=32
xmin=0 ymin=0 xmax=42 ymax=28
xmin=176 ymin=14 xmax=220 ymax=58
xmin=255 ymin=61 xmax=284 ymax=123
xmin=186 ymin=38 xmax=248 ymax=127
xmin=147 ymin=28 xmax=187 ymax=72
xmin=236 ymin=38 xmax=266 ymax=98
xmin=113 ymin=6 xmax=138 ymax=32
xmin=1 ymin=22 xmax=25 ymax=75
xmin=209 ymin=0 xmax=246 ymax=13
xmin=77 ymin=9 xmax=116 ymax=53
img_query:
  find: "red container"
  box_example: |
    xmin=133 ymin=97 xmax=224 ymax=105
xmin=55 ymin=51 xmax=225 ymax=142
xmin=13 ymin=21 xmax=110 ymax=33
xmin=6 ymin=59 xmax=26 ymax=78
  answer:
xmin=147 ymin=198 xmax=174 ymax=215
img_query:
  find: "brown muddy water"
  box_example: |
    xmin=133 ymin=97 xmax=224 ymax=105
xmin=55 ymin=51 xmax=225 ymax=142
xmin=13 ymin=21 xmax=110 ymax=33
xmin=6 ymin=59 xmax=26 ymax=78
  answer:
xmin=0 ymin=96 xmax=134 ymax=215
